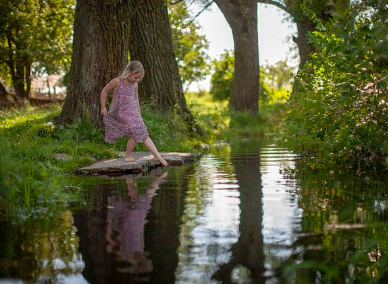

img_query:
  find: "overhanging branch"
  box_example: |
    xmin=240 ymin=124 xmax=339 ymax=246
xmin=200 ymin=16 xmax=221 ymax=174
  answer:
xmin=184 ymin=0 xmax=214 ymax=29
xmin=257 ymin=0 xmax=289 ymax=13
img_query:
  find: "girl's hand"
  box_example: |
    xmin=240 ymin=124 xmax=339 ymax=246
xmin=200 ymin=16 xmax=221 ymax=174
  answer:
xmin=101 ymin=106 xmax=107 ymax=116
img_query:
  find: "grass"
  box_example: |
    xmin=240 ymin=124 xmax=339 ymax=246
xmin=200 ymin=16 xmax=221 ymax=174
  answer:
xmin=0 ymin=93 xmax=285 ymax=220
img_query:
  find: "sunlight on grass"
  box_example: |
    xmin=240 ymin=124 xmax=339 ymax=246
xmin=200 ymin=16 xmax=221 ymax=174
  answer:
xmin=185 ymin=91 xmax=285 ymax=142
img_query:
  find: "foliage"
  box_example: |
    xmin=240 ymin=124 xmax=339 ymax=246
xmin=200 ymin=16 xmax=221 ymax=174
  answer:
xmin=210 ymin=50 xmax=235 ymax=101
xmin=284 ymin=0 xmax=388 ymax=166
xmin=277 ymin=160 xmax=388 ymax=283
xmin=0 ymin=0 xmax=74 ymax=96
xmin=168 ymin=0 xmax=210 ymax=92
xmin=264 ymin=59 xmax=295 ymax=90
xmin=0 ymin=211 xmax=84 ymax=280
xmin=210 ymin=50 xmax=293 ymax=104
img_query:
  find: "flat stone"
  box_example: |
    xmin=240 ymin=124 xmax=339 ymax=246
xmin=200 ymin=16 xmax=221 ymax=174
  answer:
xmin=76 ymin=152 xmax=197 ymax=175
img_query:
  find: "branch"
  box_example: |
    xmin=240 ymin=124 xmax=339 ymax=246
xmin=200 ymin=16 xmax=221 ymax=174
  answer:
xmin=257 ymin=0 xmax=289 ymax=14
xmin=184 ymin=0 xmax=214 ymax=28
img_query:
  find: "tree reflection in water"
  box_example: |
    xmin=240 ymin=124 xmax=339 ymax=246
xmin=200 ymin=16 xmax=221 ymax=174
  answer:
xmin=212 ymin=144 xmax=266 ymax=283
xmin=214 ymin=148 xmax=265 ymax=283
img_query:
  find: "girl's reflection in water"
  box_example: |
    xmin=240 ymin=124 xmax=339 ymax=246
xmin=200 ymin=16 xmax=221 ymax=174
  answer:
xmin=106 ymin=171 xmax=168 ymax=275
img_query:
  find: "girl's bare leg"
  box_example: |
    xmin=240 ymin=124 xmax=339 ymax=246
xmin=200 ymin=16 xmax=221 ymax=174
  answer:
xmin=125 ymin=138 xmax=137 ymax=162
xmin=143 ymin=137 xmax=168 ymax=167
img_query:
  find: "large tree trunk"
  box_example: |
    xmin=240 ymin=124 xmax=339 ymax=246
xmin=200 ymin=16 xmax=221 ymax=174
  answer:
xmin=0 ymin=81 xmax=19 ymax=104
xmin=57 ymin=0 xmax=141 ymax=127
xmin=214 ymin=0 xmax=259 ymax=115
xmin=129 ymin=0 xmax=204 ymax=134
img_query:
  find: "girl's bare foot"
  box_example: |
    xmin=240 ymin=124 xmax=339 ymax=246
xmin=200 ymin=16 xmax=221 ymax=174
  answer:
xmin=125 ymin=156 xmax=136 ymax=162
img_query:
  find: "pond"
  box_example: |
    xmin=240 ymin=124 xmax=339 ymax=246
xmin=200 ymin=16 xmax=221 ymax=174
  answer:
xmin=1 ymin=139 xmax=388 ymax=284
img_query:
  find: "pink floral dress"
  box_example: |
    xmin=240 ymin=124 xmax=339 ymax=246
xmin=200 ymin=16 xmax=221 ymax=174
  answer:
xmin=104 ymin=78 xmax=149 ymax=143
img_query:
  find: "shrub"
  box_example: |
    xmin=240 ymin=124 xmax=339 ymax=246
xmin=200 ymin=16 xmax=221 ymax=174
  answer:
xmin=284 ymin=1 xmax=388 ymax=166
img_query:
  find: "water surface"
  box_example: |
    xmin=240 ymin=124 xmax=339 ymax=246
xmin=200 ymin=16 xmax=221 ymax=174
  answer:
xmin=1 ymin=139 xmax=388 ymax=283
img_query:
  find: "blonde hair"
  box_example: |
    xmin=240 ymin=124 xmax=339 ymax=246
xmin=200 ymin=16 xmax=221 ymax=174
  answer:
xmin=120 ymin=61 xmax=145 ymax=81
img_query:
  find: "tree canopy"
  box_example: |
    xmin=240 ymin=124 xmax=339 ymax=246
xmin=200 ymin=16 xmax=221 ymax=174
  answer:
xmin=0 ymin=0 xmax=75 ymax=102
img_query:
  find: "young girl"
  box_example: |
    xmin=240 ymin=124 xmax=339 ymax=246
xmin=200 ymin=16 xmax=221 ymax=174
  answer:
xmin=101 ymin=61 xmax=168 ymax=167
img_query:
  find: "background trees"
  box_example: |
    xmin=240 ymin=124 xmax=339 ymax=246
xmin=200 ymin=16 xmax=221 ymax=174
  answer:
xmin=0 ymin=0 xmax=74 ymax=104
xmin=168 ymin=1 xmax=210 ymax=93
xmin=206 ymin=0 xmax=349 ymax=115
xmin=210 ymin=50 xmax=294 ymax=104
xmin=210 ymin=50 xmax=234 ymax=101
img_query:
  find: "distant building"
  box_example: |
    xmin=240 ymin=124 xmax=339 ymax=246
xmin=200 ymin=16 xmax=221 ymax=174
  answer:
xmin=31 ymin=75 xmax=66 ymax=95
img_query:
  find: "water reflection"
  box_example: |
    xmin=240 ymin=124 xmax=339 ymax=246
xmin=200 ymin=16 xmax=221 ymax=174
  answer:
xmin=106 ymin=172 xmax=167 ymax=275
xmin=175 ymin=153 xmax=241 ymax=283
xmin=3 ymin=139 xmax=388 ymax=283
xmin=175 ymin=141 xmax=268 ymax=283
xmin=279 ymin=165 xmax=388 ymax=283
xmin=213 ymin=143 xmax=266 ymax=283
xmin=0 ymin=211 xmax=86 ymax=283
xmin=74 ymin=169 xmax=173 ymax=284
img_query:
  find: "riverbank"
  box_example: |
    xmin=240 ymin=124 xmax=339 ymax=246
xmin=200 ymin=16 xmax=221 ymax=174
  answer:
xmin=0 ymin=97 xmax=284 ymax=220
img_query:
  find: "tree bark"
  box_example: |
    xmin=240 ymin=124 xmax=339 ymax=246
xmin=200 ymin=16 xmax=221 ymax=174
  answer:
xmin=0 ymin=81 xmax=8 ymax=99
xmin=129 ymin=0 xmax=204 ymax=134
xmin=214 ymin=0 xmax=259 ymax=115
xmin=293 ymin=20 xmax=316 ymax=69
xmin=57 ymin=0 xmax=140 ymax=127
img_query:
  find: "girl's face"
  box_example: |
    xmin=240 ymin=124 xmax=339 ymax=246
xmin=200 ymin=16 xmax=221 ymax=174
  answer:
xmin=126 ymin=71 xmax=144 ymax=84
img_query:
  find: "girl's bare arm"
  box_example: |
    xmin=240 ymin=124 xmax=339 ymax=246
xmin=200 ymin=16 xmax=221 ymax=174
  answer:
xmin=135 ymin=83 xmax=141 ymax=113
xmin=100 ymin=78 xmax=119 ymax=115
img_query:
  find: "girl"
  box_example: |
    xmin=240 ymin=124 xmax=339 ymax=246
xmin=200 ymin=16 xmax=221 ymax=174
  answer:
xmin=101 ymin=61 xmax=168 ymax=167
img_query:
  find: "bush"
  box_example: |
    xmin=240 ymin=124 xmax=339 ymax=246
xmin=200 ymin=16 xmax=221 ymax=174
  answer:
xmin=284 ymin=1 xmax=388 ymax=166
